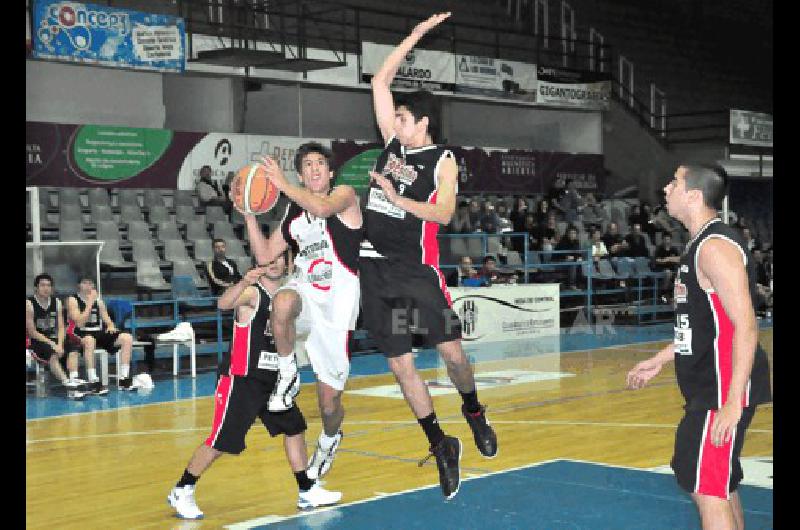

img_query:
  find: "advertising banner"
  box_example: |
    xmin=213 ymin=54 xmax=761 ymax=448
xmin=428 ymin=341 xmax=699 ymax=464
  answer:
xmin=449 ymin=284 xmax=560 ymax=343
xmin=730 ymin=109 xmax=773 ymax=147
xmin=536 ymin=66 xmax=611 ymax=110
xmin=361 ymin=42 xmax=455 ymax=91
xmin=454 ymin=55 xmax=537 ymax=102
xmin=32 ymin=0 xmax=186 ymax=72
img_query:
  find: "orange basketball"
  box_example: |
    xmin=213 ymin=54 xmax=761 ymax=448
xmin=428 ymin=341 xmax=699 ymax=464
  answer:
xmin=231 ymin=163 xmax=280 ymax=215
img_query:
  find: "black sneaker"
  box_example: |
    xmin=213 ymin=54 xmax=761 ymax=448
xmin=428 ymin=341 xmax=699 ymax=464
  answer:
xmin=419 ymin=435 xmax=462 ymax=500
xmin=118 ymin=377 xmax=136 ymax=391
xmin=88 ymin=380 xmax=109 ymax=396
xmin=462 ymin=404 xmax=498 ymax=458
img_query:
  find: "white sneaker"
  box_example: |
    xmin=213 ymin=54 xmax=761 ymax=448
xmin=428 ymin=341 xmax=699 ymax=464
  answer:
xmin=297 ymin=483 xmax=342 ymax=510
xmin=63 ymin=378 xmax=87 ymax=388
xmin=167 ymin=485 xmax=204 ymax=520
xmin=307 ymin=431 xmax=343 ymax=480
xmin=158 ymin=322 xmax=194 ymax=342
xmin=268 ymin=361 xmax=300 ymax=412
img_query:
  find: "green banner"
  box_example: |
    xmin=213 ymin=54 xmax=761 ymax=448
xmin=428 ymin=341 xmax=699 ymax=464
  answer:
xmin=336 ymin=148 xmax=382 ymax=192
xmin=72 ymin=125 xmax=173 ymax=182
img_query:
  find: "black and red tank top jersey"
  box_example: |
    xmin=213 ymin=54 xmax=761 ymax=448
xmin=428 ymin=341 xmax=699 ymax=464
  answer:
xmin=67 ymin=294 xmax=103 ymax=337
xmin=28 ymin=295 xmax=59 ymax=340
xmin=228 ymin=281 xmax=278 ymax=379
xmin=362 ymin=136 xmax=455 ymax=266
xmin=673 ymin=218 xmax=771 ymax=410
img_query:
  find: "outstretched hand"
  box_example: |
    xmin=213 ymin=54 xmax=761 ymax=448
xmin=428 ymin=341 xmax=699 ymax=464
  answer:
xmin=412 ymin=12 xmax=451 ymax=37
xmin=626 ymin=357 xmax=663 ymax=390
xmin=260 ymin=156 xmax=290 ymax=192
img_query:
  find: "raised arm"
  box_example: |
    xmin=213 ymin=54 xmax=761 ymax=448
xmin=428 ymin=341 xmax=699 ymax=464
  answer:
xmin=371 ymin=12 xmax=451 ymax=143
xmin=217 ymin=267 xmax=268 ymax=310
xmin=370 ymin=154 xmax=457 ymax=225
xmin=698 ymin=238 xmax=758 ymax=446
xmin=242 ymin=211 xmax=289 ymax=267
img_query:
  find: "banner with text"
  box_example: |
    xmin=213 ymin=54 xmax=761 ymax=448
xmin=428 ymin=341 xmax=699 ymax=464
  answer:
xmin=32 ymin=0 xmax=186 ymax=72
xmin=730 ymin=109 xmax=773 ymax=147
xmin=450 ymin=284 xmax=560 ymax=344
xmin=454 ymin=54 xmax=537 ymax=102
xmin=361 ymin=42 xmax=455 ymax=91
xmin=536 ymin=66 xmax=611 ymax=110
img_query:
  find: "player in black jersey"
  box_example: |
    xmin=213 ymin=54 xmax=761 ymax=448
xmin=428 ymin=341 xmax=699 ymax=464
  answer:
xmin=167 ymin=255 xmax=341 ymax=520
xmin=66 ymin=276 xmax=135 ymax=393
xmin=365 ymin=12 xmax=497 ymax=500
xmin=26 ymin=273 xmax=86 ymax=398
xmin=627 ymin=164 xmax=771 ymax=530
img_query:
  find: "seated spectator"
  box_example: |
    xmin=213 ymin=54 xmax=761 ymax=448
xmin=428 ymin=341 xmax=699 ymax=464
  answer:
xmin=449 ymin=200 xmax=473 ymax=234
xmin=535 ymin=214 xmax=558 ymax=260
xmin=66 ymin=276 xmax=136 ymax=393
xmin=514 ymin=213 xmax=539 ymax=254
xmin=477 ymin=255 xmax=515 ymax=285
xmin=590 ymin=228 xmax=609 ymax=262
xmin=752 ymin=248 xmax=773 ymax=315
xmin=555 ymin=226 xmax=582 ymax=290
xmin=554 ymin=179 xmax=583 ymax=223
xmin=741 ymin=227 xmax=761 ymax=252
xmin=510 ymin=197 xmax=529 ymax=233
xmin=602 ymin=222 xmax=629 ymax=258
xmin=494 ymin=202 xmax=514 ymax=233
xmin=624 ymin=223 xmax=650 ymax=258
xmin=534 ymin=197 xmax=551 ymax=226
xmin=456 ymin=256 xmax=485 ymax=287
xmin=653 ymin=232 xmax=681 ymax=294
xmin=467 ymin=199 xmax=482 ymax=228
xmin=479 ymin=202 xmax=501 ymax=233
xmin=196 ymin=165 xmax=230 ymax=214
xmin=582 ymin=192 xmax=606 ymax=230
xmin=26 ymin=273 xmax=86 ymax=398
xmin=206 ymin=238 xmax=242 ymax=296
xmin=628 ymin=204 xmax=648 ymax=229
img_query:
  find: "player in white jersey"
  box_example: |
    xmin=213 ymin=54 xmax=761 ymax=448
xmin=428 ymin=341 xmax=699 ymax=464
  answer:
xmin=236 ymin=142 xmax=362 ymax=480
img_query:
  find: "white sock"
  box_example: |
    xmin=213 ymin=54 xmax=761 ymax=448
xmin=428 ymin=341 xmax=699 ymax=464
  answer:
xmin=69 ymin=371 xmax=78 ymax=380
xmin=319 ymin=432 xmax=339 ymax=450
xmin=119 ymin=364 xmax=130 ymax=378
xmin=87 ymin=369 xmax=98 ymax=382
xmin=277 ymin=353 xmax=296 ymax=373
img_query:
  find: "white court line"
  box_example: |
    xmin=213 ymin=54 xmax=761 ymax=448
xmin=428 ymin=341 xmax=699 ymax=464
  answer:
xmin=26 ymin=419 xmax=772 ymax=445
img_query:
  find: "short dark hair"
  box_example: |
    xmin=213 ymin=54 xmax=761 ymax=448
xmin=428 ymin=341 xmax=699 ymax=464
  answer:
xmin=681 ymin=164 xmax=728 ymax=210
xmin=395 ymin=90 xmax=441 ymax=143
xmin=212 ymin=238 xmax=226 ymax=246
xmin=294 ymin=142 xmax=334 ymax=173
xmin=34 ymin=273 xmax=53 ymax=287
xmin=77 ymin=275 xmax=94 ymax=284
xmin=483 ymin=255 xmax=497 ymax=265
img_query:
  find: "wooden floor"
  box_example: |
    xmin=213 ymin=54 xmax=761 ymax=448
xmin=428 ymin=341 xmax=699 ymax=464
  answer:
xmin=26 ymin=330 xmax=773 ymax=529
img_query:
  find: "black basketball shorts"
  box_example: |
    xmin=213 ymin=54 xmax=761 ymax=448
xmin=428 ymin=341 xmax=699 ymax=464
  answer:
xmin=80 ymin=330 xmax=122 ymax=354
xmin=204 ymin=374 xmax=307 ymax=455
xmin=671 ymin=406 xmax=756 ymax=499
xmin=360 ymin=258 xmax=462 ymax=357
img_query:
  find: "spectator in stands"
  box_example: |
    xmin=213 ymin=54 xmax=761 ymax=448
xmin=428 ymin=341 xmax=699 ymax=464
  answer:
xmin=650 ymin=204 xmax=677 ymax=235
xmin=206 ymin=238 xmax=242 ymax=296
xmin=624 ymin=223 xmax=650 ymax=258
xmin=513 ymin=213 xmax=538 ymax=254
xmin=536 ymin=214 xmax=558 ymax=261
xmin=602 ymin=222 xmax=629 ymax=258
xmin=26 ymin=273 xmax=86 ymax=398
xmin=66 ymin=276 xmax=136 ymax=393
xmin=752 ymin=248 xmax=773 ymax=315
xmin=456 ymin=256 xmax=483 ymax=287
xmin=555 ymin=226 xmax=582 ymax=290
xmin=494 ymin=202 xmax=514 ymax=233
xmin=510 ymin=197 xmax=529 ymax=233
xmin=449 ymin=200 xmax=473 ymax=234
xmin=467 ymin=199 xmax=482 ymax=228
xmin=741 ymin=227 xmax=761 ymax=252
xmin=477 ymin=255 xmax=514 ymax=285
xmin=534 ymin=197 xmax=551 ymax=225
xmin=222 ymin=170 xmax=235 ymax=201
xmin=654 ymin=232 xmax=681 ymax=295
xmin=582 ymin=192 xmax=606 ymax=230
xmin=628 ymin=204 xmax=648 ymax=229
xmin=196 ymin=165 xmax=230 ymax=214
xmin=590 ymin=228 xmax=609 ymax=263
xmin=479 ymin=202 xmax=501 ymax=233
xmin=555 ymin=179 xmax=583 ymax=223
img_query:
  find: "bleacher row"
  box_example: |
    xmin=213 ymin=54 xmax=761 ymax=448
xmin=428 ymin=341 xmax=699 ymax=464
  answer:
xmin=25 ymin=187 xmax=290 ymax=297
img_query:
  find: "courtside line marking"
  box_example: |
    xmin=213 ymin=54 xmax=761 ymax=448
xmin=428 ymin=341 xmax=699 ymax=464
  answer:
xmin=224 ymin=459 xmax=564 ymax=529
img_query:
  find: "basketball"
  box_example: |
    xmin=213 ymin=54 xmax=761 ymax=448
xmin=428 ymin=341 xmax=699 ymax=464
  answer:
xmin=231 ymin=163 xmax=280 ymax=215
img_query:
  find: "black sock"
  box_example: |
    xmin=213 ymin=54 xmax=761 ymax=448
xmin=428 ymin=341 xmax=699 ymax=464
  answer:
xmin=459 ymin=390 xmax=481 ymax=414
xmin=418 ymin=412 xmax=446 ymax=447
xmin=294 ymin=470 xmax=315 ymax=492
xmin=176 ymin=469 xmax=199 ymax=488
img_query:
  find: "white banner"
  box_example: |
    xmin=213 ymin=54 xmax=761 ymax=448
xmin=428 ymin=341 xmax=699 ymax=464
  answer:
xmin=455 ymin=55 xmax=537 ymax=101
xmin=730 ymin=109 xmax=773 ymax=147
xmin=537 ymin=80 xmax=611 ymax=109
xmin=361 ymin=42 xmax=455 ymax=90
xmin=450 ymin=284 xmax=560 ymax=343
xmin=177 ymin=134 xmax=331 ymax=190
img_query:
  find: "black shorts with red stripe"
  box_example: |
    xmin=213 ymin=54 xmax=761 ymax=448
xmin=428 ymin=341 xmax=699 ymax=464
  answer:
xmin=671 ymin=406 xmax=756 ymax=500
xmin=360 ymin=258 xmax=462 ymax=357
xmin=204 ymin=374 xmax=307 ymax=455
